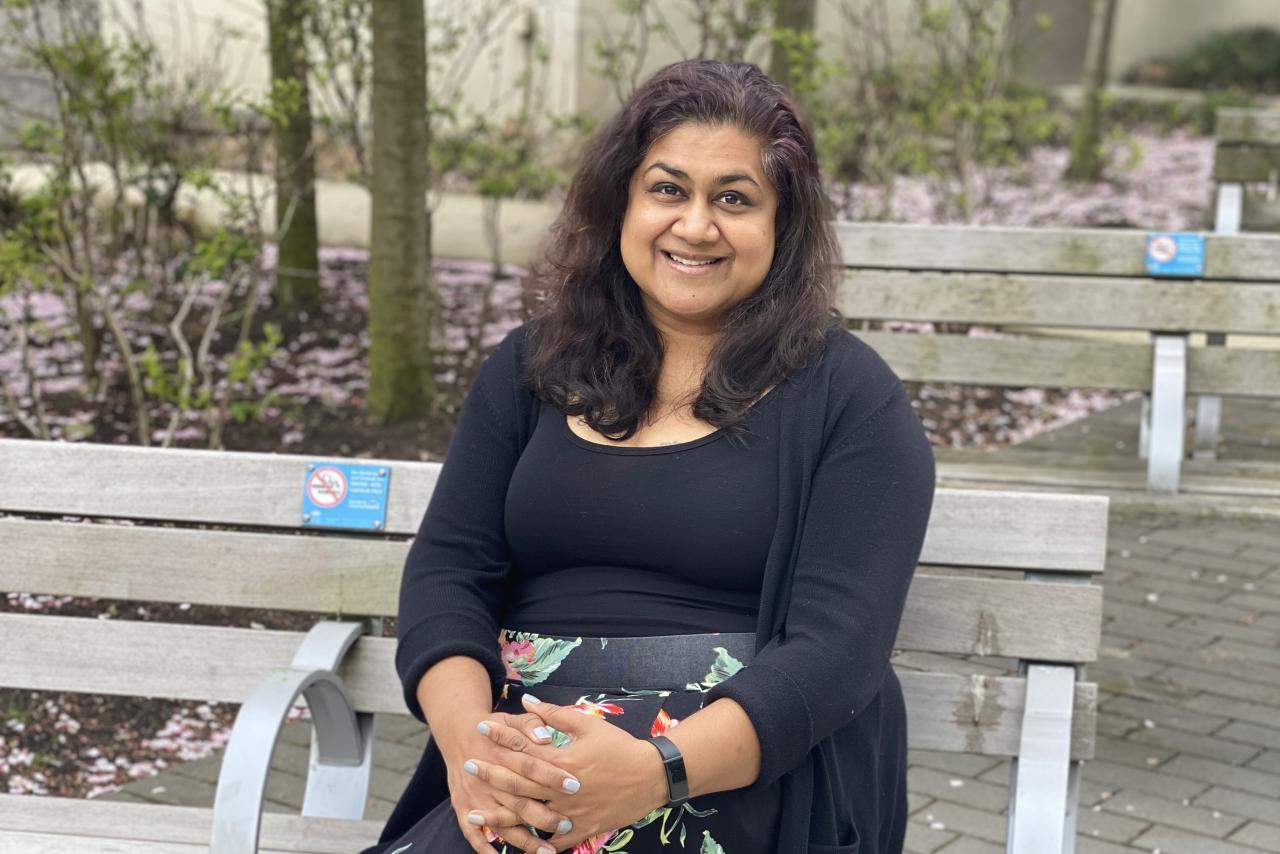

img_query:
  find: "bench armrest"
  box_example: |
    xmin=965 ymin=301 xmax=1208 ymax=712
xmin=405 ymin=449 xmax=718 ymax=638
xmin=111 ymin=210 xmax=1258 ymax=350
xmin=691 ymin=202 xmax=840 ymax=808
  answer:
xmin=211 ymin=621 xmax=376 ymax=854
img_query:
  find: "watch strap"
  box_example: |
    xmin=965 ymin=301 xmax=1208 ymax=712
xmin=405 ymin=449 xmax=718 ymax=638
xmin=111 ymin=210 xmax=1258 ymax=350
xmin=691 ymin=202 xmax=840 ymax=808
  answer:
xmin=648 ymin=734 xmax=690 ymax=806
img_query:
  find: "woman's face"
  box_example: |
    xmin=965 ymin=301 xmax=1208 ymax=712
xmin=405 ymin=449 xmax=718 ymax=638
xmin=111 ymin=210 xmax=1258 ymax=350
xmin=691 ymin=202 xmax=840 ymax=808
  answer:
xmin=620 ymin=122 xmax=778 ymax=336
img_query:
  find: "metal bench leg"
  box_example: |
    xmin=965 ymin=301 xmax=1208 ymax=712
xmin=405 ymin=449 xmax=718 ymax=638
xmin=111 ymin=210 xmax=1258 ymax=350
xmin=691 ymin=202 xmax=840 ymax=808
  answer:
xmin=1193 ymin=388 xmax=1223 ymax=461
xmin=1147 ymin=334 xmax=1187 ymax=493
xmin=1138 ymin=395 xmax=1151 ymax=460
xmin=1063 ymin=760 xmax=1082 ymax=854
xmin=1195 ymin=182 xmax=1243 ymax=461
xmin=211 ymin=621 xmax=374 ymax=854
xmin=1007 ymin=663 xmax=1075 ymax=854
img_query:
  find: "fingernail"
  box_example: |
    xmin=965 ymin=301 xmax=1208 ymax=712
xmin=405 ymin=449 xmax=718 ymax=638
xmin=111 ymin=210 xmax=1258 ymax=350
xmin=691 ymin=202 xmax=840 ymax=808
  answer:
xmin=557 ymin=818 xmax=573 ymax=834
xmin=463 ymin=760 xmax=478 ymax=775
xmin=476 ymin=721 xmax=490 ymax=735
xmin=538 ymin=847 xmax=555 ymax=854
xmin=466 ymin=812 xmax=484 ymax=826
xmin=532 ymin=726 xmax=551 ymax=740
xmin=562 ymin=777 xmax=580 ymax=793
xmin=523 ymin=693 xmax=541 ymax=704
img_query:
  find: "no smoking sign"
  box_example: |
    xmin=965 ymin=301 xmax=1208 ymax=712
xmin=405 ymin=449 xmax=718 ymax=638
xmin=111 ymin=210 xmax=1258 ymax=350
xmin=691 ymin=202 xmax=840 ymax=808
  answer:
xmin=300 ymin=461 xmax=391 ymax=531
xmin=1145 ymin=231 xmax=1205 ymax=278
xmin=306 ymin=466 xmax=348 ymax=507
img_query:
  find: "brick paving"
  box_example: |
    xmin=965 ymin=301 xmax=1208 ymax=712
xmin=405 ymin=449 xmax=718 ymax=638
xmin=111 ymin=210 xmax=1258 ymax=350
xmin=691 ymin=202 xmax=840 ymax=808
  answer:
xmin=103 ymin=396 xmax=1280 ymax=852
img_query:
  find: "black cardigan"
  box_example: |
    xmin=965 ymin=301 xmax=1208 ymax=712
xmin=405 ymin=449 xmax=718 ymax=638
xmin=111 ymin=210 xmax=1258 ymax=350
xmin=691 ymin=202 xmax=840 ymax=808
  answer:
xmin=390 ymin=322 xmax=936 ymax=853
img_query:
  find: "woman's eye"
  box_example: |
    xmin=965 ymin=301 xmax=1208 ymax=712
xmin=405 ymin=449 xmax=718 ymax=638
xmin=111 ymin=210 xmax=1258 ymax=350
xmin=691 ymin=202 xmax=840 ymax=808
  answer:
xmin=720 ymin=192 xmax=747 ymax=206
xmin=653 ymin=183 xmax=683 ymax=197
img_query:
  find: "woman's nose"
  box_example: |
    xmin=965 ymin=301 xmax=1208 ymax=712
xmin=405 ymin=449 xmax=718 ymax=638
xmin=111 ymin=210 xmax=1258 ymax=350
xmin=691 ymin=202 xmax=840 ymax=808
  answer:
xmin=671 ymin=201 xmax=719 ymax=244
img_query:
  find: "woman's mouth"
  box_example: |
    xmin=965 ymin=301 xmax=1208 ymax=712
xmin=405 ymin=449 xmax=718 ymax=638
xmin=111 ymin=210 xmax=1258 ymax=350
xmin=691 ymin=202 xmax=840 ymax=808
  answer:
xmin=662 ymin=250 xmax=725 ymax=275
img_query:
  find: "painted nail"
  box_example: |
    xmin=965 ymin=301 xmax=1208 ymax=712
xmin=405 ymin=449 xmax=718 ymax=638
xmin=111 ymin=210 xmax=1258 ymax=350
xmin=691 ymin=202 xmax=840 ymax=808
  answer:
xmin=522 ymin=693 xmax=542 ymax=704
xmin=466 ymin=812 xmax=484 ymax=826
xmin=562 ymin=777 xmax=580 ymax=794
xmin=532 ymin=726 xmax=551 ymax=740
xmin=557 ymin=818 xmax=573 ymax=834
xmin=463 ymin=760 xmax=478 ymax=775
xmin=538 ymin=847 xmax=555 ymax=854
xmin=476 ymin=721 xmax=490 ymax=735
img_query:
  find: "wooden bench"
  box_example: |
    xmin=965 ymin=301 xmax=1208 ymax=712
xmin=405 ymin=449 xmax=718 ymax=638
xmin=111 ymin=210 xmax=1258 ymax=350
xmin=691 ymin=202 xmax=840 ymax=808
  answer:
xmin=836 ymin=221 xmax=1280 ymax=515
xmin=1195 ymin=107 xmax=1280 ymax=458
xmin=0 ymin=434 xmax=1107 ymax=853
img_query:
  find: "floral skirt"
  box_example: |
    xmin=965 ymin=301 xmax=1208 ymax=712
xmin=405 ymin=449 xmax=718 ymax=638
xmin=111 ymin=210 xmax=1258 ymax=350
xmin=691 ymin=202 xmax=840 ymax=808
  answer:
xmin=380 ymin=629 xmax=781 ymax=854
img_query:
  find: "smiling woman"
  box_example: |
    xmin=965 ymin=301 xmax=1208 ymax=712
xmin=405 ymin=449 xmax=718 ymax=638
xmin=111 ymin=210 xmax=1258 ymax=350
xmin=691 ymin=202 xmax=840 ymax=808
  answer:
xmin=366 ymin=60 xmax=935 ymax=854
xmin=621 ymin=124 xmax=778 ymax=337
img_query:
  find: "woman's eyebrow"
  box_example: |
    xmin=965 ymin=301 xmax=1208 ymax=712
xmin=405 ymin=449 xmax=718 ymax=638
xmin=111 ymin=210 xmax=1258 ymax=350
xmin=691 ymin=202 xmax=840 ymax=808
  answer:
xmin=645 ymin=161 xmax=761 ymax=189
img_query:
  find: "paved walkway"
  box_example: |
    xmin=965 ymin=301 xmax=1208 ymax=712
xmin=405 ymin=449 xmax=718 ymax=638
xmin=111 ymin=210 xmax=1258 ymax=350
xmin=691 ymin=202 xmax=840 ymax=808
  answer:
xmin=103 ymin=395 xmax=1280 ymax=852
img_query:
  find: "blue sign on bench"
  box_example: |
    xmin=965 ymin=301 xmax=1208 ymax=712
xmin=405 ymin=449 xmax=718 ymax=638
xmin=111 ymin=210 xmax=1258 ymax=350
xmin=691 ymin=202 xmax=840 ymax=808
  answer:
xmin=1145 ymin=232 xmax=1205 ymax=278
xmin=301 ymin=462 xmax=390 ymax=531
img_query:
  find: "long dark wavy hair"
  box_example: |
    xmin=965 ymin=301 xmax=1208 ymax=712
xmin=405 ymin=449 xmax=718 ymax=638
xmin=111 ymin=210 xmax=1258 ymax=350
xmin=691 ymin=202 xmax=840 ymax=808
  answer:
xmin=524 ymin=59 xmax=841 ymax=441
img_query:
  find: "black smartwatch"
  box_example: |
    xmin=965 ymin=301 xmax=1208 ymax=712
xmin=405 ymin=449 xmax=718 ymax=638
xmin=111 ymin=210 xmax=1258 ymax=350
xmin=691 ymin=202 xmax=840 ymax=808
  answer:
xmin=648 ymin=734 xmax=690 ymax=806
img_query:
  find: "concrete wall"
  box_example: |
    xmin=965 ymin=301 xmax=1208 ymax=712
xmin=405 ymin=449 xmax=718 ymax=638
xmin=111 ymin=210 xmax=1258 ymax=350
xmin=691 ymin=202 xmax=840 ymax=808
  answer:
xmin=92 ymin=0 xmax=584 ymax=123
xmin=1017 ymin=0 xmax=1280 ymax=85
xmin=8 ymin=0 xmax=1280 ymax=150
xmin=0 ymin=0 xmax=98 ymax=145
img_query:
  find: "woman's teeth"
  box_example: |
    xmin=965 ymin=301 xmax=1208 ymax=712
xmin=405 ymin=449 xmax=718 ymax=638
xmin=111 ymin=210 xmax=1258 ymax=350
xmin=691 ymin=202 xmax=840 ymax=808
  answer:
xmin=665 ymin=251 xmax=720 ymax=266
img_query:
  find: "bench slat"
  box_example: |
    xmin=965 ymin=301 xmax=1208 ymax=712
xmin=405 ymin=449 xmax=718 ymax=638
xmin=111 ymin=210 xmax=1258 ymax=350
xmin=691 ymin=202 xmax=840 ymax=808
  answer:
xmin=1216 ymin=108 xmax=1280 ymax=146
xmin=841 ymin=270 xmax=1280 ymax=336
xmin=836 ymin=221 xmax=1280 ymax=280
xmin=0 ymin=438 xmax=439 ymax=535
xmin=2 ymin=613 xmax=1095 ymax=758
xmin=1214 ymin=146 xmax=1280 ymax=184
xmin=937 ymin=458 xmax=1280 ymax=498
xmin=857 ymin=330 xmax=1153 ymax=390
xmin=0 ymin=524 xmax=1101 ymax=660
xmin=0 ymin=439 xmax=1109 ymax=572
xmin=856 ymin=330 xmax=1280 ymax=398
xmin=0 ymin=796 xmax=379 ymax=853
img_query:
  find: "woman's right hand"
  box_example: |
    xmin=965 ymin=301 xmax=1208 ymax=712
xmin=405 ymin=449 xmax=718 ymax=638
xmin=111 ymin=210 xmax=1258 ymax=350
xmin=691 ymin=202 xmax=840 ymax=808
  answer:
xmin=438 ymin=711 xmax=580 ymax=854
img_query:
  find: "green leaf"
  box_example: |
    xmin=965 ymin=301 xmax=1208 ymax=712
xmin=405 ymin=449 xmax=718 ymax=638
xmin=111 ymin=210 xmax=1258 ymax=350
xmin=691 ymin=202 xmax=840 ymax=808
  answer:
xmin=700 ymin=830 xmax=727 ymax=854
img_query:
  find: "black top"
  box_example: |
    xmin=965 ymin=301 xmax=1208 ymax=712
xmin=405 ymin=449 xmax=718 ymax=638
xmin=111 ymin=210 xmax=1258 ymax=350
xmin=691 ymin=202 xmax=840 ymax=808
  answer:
xmin=502 ymin=391 xmax=781 ymax=636
xmin=389 ymin=322 xmax=936 ymax=854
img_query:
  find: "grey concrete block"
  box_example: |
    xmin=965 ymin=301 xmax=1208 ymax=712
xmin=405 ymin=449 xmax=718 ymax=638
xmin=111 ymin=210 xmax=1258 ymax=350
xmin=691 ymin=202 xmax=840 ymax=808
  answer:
xmin=1160 ymin=755 xmax=1280 ymax=799
xmin=1095 ymin=788 xmax=1246 ymax=838
xmin=1075 ymin=804 xmax=1151 ymax=843
xmin=914 ymin=802 xmax=1007 ymax=845
xmin=1228 ymin=820 xmax=1280 ymax=850
xmin=904 ymin=819 xmax=957 ymax=854
xmin=909 ymin=750 xmax=1005 ymax=778
xmin=1093 ymin=735 xmax=1177 ymax=770
xmin=1246 ymin=750 xmax=1280 ymax=775
xmin=908 ymin=767 xmax=1008 ymax=812
xmin=1184 ymin=693 xmax=1280 ymax=729
xmin=1075 ymin=837 xmax=1143 ymax=854
xmin=1131 ymin=825 xmax=1267 ymax=854
xmin=1128 ymin=725 xmax=1261 ymax=766
xmin=1196 ymin=785 xmax=1280 ymax=825
xmin=932 ymin=835 xmax=1004 ymax=854
xmin=1149 ymin=531 xmax=1244 ymax=557
xmin=1083 ymin=759 xmax=1209 ymax=802
xmin=1158 ymin=666 xmax=1280 ymax=705
xmin=1219 ymin=721 xmax=1280 ymax=752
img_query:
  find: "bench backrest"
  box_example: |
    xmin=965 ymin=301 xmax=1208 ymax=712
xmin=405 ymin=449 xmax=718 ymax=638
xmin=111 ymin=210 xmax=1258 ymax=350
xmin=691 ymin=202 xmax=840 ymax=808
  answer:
xmin=1214 ymin=107 xmax=1280 ymax=233
xmin=837 ymin=221 xmax=1280 ymax=400
xmin=0 ymin=436 xmax=1106 ymax=761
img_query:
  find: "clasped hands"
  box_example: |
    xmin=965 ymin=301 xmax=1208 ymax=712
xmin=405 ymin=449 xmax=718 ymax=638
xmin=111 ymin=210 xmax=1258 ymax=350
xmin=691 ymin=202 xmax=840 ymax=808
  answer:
xmin=448 ymin=693 xmax=668 ymax=854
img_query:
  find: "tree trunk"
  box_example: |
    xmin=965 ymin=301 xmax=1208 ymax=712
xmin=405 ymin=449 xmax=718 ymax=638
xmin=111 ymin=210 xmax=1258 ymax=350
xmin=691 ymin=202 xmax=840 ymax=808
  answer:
xmin=366 ymin=0 xmax=434 ymax=424
xmin=267 ymin=0 xmax=321 ymax=312
xmin=1065 ymin=0 xmax=1119 ymax=181
xmin=769 ymin=0 xmax=816 ymax=96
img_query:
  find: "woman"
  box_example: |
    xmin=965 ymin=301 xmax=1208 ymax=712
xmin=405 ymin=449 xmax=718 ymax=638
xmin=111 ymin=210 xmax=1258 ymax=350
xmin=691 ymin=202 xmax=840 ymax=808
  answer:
xmin=368 ymin=59 xmax=935 ymax=854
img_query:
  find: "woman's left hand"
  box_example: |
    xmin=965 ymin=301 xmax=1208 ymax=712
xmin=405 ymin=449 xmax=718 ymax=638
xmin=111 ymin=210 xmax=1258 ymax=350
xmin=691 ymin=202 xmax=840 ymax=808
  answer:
xmin=463 ymin=693 xmax=669 ymax=852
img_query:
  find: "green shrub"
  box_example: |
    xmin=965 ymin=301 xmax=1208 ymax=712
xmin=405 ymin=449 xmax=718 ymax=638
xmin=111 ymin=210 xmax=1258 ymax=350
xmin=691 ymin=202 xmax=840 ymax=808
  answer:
xmin=1133 ymin=27 xmax=1280 ymax=93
